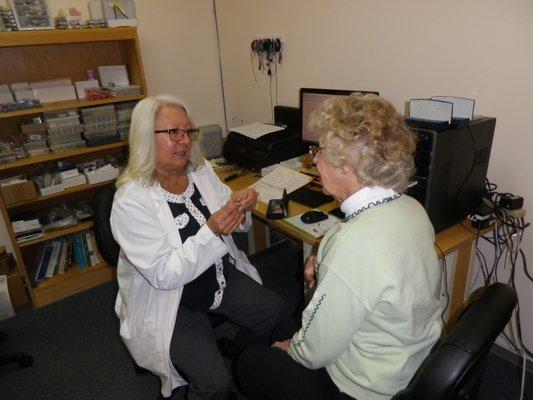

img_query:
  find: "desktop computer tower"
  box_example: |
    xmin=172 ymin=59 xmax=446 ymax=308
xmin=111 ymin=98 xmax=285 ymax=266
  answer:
xmin=405 ymin=116 xmax=496 ymax=233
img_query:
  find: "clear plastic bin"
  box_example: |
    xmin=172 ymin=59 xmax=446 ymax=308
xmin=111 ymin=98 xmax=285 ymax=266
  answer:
xmin=83 ymin=130 xmax=118 ymax=139
xmin=24 ymin=132 xmax=47 ymax=142
xmin=110 ymin=85 xmax=141 ymax=97
xmin=27 ymin=148 xmax=50 ymax=156
xmin=82 ymin=113 xmax=115 ymax=125
xmin=81 ymin=105 xmax=115 ymax=117
xmin=50 ymin=140 xmax=86 ymax=153
xmin=23 ymin=140 xmax=48 ymax=151
xmin=48 ymin=132 xmax=84 ymax=146
xmin=48 ymin=124 xmax=83 ymax=136
xmin=84 ymin=120 xmax=117 ymax=134
xmin=116 ymin=109 xmax=133 ymax=122
xmin=46 ymin=114 xmax=80 ymax=129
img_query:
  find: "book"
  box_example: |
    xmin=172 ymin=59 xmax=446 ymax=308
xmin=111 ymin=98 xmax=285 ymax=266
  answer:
xmin=283 ymin=212 xmax=341 ymax=239
xmin=72 ymin=235 xmax=86 ymax=269
xmin=57 ymin=239 xmax=69 ymax=275
xmin=45 ymin=241 xmax=62 ymax=278
xmin=81 ymin=233 xmax=92 ymax=267
xmin=86 ymin=232 xmax=102 ymax=266
xmin=34 ymin=243 xmax=54 ymax=283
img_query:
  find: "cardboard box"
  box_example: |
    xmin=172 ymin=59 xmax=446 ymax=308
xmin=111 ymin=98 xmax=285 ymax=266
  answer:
xmin=0 ymin=180 xmax=38 ymax=206
xmin=7 ymin=270 xmax=29 ymax=307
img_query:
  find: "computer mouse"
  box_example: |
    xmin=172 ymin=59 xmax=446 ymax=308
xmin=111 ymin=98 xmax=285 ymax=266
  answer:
xmin=300 ymin=210 xmax=329 ymax=224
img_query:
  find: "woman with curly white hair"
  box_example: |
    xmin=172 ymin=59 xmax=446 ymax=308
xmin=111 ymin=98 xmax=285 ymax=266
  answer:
xmin=236 ymin=93 xmax=443 ymax=400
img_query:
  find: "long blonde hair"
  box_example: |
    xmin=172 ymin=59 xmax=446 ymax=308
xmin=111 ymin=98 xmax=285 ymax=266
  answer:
xmin=116 ymin=95 xmax=204 ymax=187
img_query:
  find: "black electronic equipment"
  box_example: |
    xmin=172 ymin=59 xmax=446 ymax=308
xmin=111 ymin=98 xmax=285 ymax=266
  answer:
xmin=222 ymin=128 xmax=307 ymax=171
xmin=288 ymin=186 xmax=334 ymax=208
xmin=300 ymin=210 xmax=328 ymax=224
xmin=266 ymin=189 xmax=288 ymax=219
xmin=300 ymin=88 xmax=379 ymax=144
xmin=274 ymin=105 xmax=301 ymax=134
xmin=405 ymin=116 xmax=496 ymax=232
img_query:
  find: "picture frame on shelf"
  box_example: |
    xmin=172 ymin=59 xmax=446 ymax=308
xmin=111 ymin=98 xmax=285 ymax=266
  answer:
xmin=8 ymin=0 xmax=53 ymax=30
xmin=103 ymin=0 xmax=137 ymax=27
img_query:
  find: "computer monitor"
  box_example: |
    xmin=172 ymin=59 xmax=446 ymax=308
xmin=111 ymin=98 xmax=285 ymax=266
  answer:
xmin=299 ymin=88 xmax=379 ymax=143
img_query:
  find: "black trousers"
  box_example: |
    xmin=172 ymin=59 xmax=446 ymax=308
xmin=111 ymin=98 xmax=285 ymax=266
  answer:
xmin=235 ymin=345 xmax=356 ymax=400
xmin=169 ymin=267 xmax=286 ymax=400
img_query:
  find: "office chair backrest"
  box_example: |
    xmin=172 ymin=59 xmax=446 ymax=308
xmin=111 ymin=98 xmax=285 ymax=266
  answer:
xmin=93 ymin=185 xmax=120 ymax=268
xmin=393 ymin=282 xmax=517 ymax=400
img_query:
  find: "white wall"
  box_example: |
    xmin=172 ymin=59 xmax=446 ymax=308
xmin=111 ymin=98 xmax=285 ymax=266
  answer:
xmin=215 ymin=0 xmax=533 ymax=352
xmin=0 ymin=0 xmax=224 ymax=253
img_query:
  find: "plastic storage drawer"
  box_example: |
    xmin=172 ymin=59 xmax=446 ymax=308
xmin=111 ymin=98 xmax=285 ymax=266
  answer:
xmin=50 ymin=140 xmax=86 ymax=152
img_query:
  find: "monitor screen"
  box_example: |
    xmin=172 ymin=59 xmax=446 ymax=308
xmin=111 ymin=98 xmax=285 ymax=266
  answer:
xmin=300 ymin=88 xmax=379 ymax=143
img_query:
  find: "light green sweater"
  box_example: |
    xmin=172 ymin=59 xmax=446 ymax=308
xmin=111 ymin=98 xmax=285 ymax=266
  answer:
xmin=287 ymin=195 xmax=443 ymax=400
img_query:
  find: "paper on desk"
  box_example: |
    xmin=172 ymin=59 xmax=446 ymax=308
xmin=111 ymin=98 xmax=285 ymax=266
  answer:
xmin=231 ymin=122 xmax=284 ymax=139
xmin=0 ymin=275 xmax=15 ymax=321
xmin=250 ymin=165 xmax=312 ymax=203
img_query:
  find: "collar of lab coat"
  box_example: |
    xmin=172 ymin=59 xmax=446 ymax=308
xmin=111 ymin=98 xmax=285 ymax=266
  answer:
xmin=144 ymin=163 xmax=220 ymax=244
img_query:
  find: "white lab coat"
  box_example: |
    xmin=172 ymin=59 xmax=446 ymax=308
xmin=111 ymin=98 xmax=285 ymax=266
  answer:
xmin=110 ymin=161 xmax=261 ymax=397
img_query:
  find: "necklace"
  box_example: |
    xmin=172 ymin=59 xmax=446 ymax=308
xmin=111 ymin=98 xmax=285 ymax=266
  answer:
xmin=342 ymin=193 xmax=402 ymax=223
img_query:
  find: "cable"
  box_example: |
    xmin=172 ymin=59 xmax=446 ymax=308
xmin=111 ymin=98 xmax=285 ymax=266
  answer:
xmin=212 ymin=1 xmax=229 ymax=133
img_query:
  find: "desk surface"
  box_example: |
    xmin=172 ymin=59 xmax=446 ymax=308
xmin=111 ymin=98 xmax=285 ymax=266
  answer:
xmin=217 ymin=167 xmax=480 ymax=254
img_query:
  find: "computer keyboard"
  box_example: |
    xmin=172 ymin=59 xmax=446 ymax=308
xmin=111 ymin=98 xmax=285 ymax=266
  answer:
xmin=288 ymin=186 xmax=334 ymax=208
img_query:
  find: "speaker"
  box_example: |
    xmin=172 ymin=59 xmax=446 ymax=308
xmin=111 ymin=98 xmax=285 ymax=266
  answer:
xmin=198 ymin=124 xmax=223 ymax=159
xmin=274 ymin=105 xmax=301 ymax=134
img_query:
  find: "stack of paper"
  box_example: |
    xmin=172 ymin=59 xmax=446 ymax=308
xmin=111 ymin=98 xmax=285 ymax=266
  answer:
xmin=250 ymin=165 xmax=312 ymax=203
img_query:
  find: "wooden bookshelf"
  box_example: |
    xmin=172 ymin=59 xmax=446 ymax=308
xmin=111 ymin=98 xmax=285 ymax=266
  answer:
xmin=0 ymin=27 xmax=146 ymax=307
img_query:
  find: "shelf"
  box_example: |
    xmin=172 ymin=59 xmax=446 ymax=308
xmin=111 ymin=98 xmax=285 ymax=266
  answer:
xmin=0 ymin=95 xmax=144 ymax=120
xmin=0 ymin=26 xmax=144 ymax=308
xmin=0 ymin=140 xmax=128 ymax=172
xmin=6 ymin=180 xmax=114 ymax=209
xmin=0 ymin=27 xmax=139 ymax=48
xmin=31 ymin=262 xmax=115 ymax=308
xmin=19 ymin=221 xmax=94 ymax=248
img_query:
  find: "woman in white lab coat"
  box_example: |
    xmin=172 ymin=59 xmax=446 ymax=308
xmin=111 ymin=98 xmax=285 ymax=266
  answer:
xmin=110 ymin=95 xmax=285 ymax=399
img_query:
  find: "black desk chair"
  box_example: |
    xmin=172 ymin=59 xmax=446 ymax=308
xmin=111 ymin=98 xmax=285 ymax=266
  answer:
xmin=393 ymin=282 xmax=517 ymax=400
xmin=0 ymin=331 xmax=33 ymax=369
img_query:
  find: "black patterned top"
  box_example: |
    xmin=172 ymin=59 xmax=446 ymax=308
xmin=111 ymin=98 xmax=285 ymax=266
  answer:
xmin=163 ymin=181 xmax=232 ymax=311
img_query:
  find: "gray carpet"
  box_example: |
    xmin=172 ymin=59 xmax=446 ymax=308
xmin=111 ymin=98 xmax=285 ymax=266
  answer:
xmin=1 ymin=275 xmax=531 ymax=399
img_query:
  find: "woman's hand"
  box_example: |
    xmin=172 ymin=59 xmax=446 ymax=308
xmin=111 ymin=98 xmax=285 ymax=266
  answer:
xmin=231 ymin=188 xmax=258 ymax=212
xmin=271 ymin=340 xmax=291 ymax=351
xmin=304 ymin=255 xmax=317 ymax=288
xmin=207 ymin=201 xmax=245 ymax=236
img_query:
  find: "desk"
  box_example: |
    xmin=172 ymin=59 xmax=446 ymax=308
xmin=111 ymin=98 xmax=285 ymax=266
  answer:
xmin=217 ymin=167 xmax=480 ymax=327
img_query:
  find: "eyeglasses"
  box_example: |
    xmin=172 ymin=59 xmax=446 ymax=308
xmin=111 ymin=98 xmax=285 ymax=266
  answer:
xmin=154 ymin=128 xmax=200 ymax=142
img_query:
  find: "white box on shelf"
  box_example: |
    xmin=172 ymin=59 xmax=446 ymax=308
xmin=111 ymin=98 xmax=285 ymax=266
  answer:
xmin=30 ymin=78 xmax=72 ymax=89
xmin=14 ymin=89 xmax=34 ymax=101
xmin=10 ymin=82 xmax=29 ymax=92
xmin=75 ymin=80 xmax=99 ymax=99
xmin=32 ymin=86 xmax=77 ymax=103
xmin=59 ymin=169 xmax=80 ymax=180
xmin=98 ymin=65 xmax=129 ymax=87
xmin=0 ymin=92 xmax=14 ymax=104
xmin=62 ymin=174 xmax=87 ymax=189
xmin=84 ymin=164 xmax=119 ymax=184
xmin=39 ymin=183 xmax=65 ymax=196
